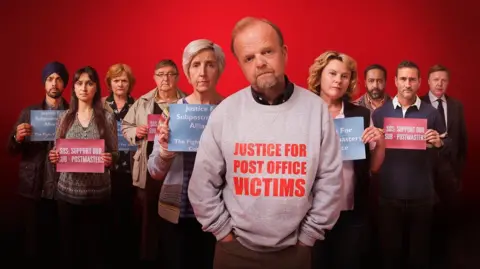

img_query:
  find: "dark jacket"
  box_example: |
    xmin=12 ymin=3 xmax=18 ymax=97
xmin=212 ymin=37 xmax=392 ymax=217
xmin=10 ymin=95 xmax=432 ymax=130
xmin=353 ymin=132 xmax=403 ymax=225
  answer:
xmin=420 ymin=94 xmax=467 ymax=178
xmin=343 ymin=101 xmax=372 ymax=215
xmin=7 ymin=98 xmax=69 ymax=200
xmin=421 ymin=93 xmax=467 ymax=196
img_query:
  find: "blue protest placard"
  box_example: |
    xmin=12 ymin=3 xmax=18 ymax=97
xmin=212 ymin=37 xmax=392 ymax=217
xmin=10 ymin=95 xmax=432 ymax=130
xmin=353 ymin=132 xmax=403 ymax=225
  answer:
xmin=30 ymin=110 xmax=64 ymax=141
xmin=333 ymin=117 xmax=366 ymax=161
xmin=117 ymin=121 xmax=137 ymax=151
xmin=168 ymin=104 xmax=216 ymax=152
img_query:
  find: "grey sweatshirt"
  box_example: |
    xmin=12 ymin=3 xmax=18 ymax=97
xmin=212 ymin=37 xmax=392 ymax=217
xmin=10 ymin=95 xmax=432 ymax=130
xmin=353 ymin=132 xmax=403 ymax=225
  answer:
xmin=188 ymin=85 xmax=343 ymax=252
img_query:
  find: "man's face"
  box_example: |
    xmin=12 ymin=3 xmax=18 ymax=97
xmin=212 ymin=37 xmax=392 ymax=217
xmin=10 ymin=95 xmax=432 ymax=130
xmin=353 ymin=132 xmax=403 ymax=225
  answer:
xmin=233 ymin=22 xmax=288 ymax=91
xmin=153 ymin=66 xmax=178 ymax=92
xmin=428 ymin=71 xmax=449 ymax=98
xmin=365 ymin=69 xmax=386 ymax=100
xmin=45 ymin=73 xmax=65 ymax=99
xmin=395 ymin=67 xmax=421 ymax=101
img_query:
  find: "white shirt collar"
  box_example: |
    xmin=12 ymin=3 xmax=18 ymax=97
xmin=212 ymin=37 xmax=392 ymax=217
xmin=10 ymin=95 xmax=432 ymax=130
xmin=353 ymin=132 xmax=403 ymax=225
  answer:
xmin=392 ymin=95 xmax=421 ymax=110
xmin=339 ymin=101 xmax=345 ymax=116
xmin=428 ymin=91 xmax=446 ymax=103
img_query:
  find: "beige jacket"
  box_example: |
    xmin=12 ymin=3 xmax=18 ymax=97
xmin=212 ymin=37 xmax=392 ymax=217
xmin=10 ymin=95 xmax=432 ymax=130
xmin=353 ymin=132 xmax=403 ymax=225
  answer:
xmin=121 ymin=88 xmax=185 ymax=189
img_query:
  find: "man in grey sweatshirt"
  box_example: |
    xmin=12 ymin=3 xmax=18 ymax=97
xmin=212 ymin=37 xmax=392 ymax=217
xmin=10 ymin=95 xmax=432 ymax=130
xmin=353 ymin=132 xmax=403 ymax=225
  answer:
xmin=188 ymin=16 xmax=344 ymax=269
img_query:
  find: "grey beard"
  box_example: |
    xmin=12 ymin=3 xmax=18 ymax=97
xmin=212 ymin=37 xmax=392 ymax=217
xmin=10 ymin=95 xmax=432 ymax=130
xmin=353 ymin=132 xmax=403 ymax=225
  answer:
xmin=368 ymin=90 xmax=384 ymax=100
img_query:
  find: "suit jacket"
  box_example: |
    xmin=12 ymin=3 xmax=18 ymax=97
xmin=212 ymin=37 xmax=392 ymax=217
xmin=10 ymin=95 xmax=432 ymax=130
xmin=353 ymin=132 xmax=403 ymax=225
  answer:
xmin=421 ymin=93 xmax=467 ymax=195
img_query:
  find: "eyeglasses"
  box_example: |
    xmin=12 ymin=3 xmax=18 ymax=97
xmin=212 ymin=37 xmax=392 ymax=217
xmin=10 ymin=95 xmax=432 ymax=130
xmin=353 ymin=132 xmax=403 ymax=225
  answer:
xmin=155 ymin=73 xmax=177 ymax=78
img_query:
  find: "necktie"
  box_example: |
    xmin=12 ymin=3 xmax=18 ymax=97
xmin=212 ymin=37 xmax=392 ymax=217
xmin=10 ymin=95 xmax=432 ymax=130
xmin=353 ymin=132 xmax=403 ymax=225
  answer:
xmin=437 ymin=99 xmax=446 ymax=128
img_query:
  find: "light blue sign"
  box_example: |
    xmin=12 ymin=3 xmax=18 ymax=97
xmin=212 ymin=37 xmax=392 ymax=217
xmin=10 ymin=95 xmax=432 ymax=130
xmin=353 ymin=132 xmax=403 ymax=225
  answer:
xmin=117 ymin=121 xmax=137 ymax=151
xmin=168 ymin=104 xmax=215 ymax=152
xmin=30 ymin=110 xmax=63 ymax=141
xmin=333 ymin=117 xmax=366 ymax=161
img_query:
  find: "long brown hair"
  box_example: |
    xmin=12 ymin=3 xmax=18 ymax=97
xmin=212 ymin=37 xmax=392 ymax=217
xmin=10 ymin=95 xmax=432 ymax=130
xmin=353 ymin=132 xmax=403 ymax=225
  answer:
xmin=58 ymin=66 xmax=111 ymax=146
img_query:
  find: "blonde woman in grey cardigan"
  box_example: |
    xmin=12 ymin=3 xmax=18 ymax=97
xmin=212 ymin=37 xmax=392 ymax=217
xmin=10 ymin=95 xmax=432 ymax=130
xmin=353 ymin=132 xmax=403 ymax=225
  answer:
xmin=148 ymin=39 xmax=225 ymax=269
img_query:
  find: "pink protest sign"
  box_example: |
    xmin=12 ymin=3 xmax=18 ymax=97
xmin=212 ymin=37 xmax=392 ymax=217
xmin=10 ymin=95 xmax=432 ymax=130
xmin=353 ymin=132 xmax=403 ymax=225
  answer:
xmin=147 ymin=114 xmax=166 ymax=141
xmin=56 ymin=139 xmax=105 ymax=173
xmin=384 ymin=117 xmax=427 ymax=150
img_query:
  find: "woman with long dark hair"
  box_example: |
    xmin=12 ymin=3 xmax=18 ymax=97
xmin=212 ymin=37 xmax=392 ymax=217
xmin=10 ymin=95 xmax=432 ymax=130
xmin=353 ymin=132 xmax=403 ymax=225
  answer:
xmin=49 ymin=66 xmax=118 ymax=268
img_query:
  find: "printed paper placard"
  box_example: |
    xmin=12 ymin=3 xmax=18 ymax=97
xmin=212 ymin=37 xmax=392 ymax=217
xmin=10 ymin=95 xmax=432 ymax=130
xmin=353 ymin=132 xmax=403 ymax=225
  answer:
xmin=117 ymin=121 xmax=137 ymax=151
xmin=56 ymin=139 xmax=105 ymax=173
xmin=168 ymin=104 xmax=215 ymax=152
xmin=384 ymin=117 xmax=427 ymax=150
xmin=30 ymin=110 xmax=64 ymax=141
xmin=147 ymin=114 xmax=166 ymax=141
xmin=333 ymin=117 xmax=366 ymax=161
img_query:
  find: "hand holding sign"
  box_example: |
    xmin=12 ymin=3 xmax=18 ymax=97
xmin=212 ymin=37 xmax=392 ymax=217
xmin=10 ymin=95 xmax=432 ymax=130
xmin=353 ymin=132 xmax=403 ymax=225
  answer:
xmin=136 ymin=125 xmax=148 ymax=139
xmin=362 ymin=126 xmax=384 ymax=144
xmin=101 ymin=152 xmax=112 ymax=167
xmin=425 ymin=129 xmax=442 ymax=148
xmin=157 ymin=116 xmax=176 ymax=159
xmin=157 ymin=116 xmax=170 ymax=150
xmin=16 ymin=123 xmax=32 ymax=142
xmin=49 ymin=148 xmax=59 ymax=164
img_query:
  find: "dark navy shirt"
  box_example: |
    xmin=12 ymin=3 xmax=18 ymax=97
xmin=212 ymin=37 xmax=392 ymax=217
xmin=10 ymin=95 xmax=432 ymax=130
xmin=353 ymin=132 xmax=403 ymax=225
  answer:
xmin=372 ymin=97 xmax=447 ymax=200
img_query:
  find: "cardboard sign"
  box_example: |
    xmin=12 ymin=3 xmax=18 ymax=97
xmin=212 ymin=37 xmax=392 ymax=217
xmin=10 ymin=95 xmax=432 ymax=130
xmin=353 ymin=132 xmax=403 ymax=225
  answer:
xmin=56 ymin=139 xmax=105 ymax=173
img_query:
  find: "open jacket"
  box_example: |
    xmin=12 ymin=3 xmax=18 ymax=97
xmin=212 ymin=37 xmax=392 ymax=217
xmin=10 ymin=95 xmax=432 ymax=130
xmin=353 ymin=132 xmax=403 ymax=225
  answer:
xmin=7 ymin=98 xmax=69 ymax=200
xmin=121 ymin=88 xmax=185 ymax=189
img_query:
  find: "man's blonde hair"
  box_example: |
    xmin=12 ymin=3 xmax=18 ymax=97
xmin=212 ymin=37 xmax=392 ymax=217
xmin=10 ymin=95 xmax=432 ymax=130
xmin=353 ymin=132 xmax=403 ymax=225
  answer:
xmin=230 ymin=17 xmax=284 ymax=57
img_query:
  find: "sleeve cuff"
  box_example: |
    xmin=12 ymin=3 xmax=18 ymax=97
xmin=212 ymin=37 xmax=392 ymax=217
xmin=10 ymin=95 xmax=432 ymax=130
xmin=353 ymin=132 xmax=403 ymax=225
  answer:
xmin=298 ymin=230 xmax=321 ymax=247
xmin=213 ymin=219 xmax=233 ymax=241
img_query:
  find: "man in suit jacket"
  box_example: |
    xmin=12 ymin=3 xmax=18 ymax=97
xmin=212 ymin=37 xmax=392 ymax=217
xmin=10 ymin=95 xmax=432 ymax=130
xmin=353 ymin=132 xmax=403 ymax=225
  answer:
xmin=420 ymin=64 xmax=467 ymax=193
xmin=421 ymin=64 xmax=467 ymax=269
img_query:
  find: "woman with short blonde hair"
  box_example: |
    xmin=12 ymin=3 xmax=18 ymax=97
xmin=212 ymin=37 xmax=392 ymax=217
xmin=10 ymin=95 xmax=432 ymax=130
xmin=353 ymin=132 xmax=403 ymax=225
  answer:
xmin=147 ymin=38 xmax=225 ymax=269
xmin=308 ymin=51 xmax=385 ymax=269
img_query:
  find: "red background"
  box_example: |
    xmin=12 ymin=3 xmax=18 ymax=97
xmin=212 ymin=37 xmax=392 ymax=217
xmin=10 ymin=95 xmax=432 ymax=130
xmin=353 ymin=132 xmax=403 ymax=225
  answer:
xmin=1 ymin=0 xmax=478 ymax=232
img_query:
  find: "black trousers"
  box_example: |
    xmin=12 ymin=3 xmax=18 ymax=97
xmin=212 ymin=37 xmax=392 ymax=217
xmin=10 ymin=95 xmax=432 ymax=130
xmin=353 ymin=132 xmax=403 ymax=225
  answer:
xmin=57 ymin=200 xmax=109 ymax=269
xmin=378 ymin=197 xmax=434 ymax=269
xmin=157 ymin=216 xmax=216 ymax=269
xmin=110 ymin=171 xmax=136 ymax=265
xmin=18 ymin=196 xmax=59 ymax=267
xmin=312 ymin=210 xmax=370 ymax=269
xmin=431 ymin=191 xmax=464 ymax=269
